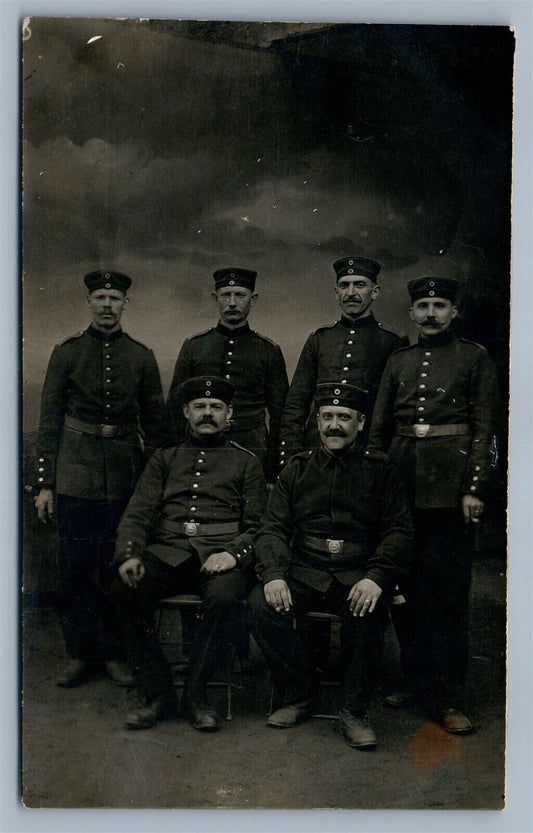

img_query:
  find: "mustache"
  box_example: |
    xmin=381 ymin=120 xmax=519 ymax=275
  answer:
xmin=198 ymin=417 xmax=217 ymax=425
xmin=324 ymin=429 xmax=346 ymax=437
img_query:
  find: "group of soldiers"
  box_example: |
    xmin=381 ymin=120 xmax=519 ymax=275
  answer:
xmin=33 ymin=258 xmax=501 ymax=749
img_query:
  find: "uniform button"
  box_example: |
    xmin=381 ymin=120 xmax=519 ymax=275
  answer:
xmin=191 ymin=506 xmax=197 ymax=512
xmin=195 ymin=471 xmax=201 ymax=476
xmin=105 ymin=391 xmax=111 ymax=396
xmin=420 ymin=373 xmax=427 ymax=378
xmin=38 ymin=467 xmax=44 ymax=472
xmin=105 ymin=404 xmax=111 ymax=409
xmin=347 ymin=340 xmax=353 ymax=345
xmin=200 ymin=451 xmax=205 ymax=456
xmin=475 ymin=466 xmax=480 ymax=471
xmin=228 ymin=352 xmax=233 ymax=356
xmin=345 ymin=353 xmax=352 ymax=358
xmin=191 ymin=495 xmax=197 ymax=500
xmin=422 ymin=361 xmax=429 ymax=366
xmin=343 ymin=366 xmax=349 ymax=372
xmin=473 ymin=476 xmax=479 ymax=481
xmin=419 ymin=384 xmax=426 ymax=389
xmin=106 ymin=366 xmax=111 ymax=371
xmin=418 ymin=407 xmax=424 ymax=411
xmin=193 ymin=483 xmax=199 ymax=488
xmin=229 ymin=340 xmax=234 ymax=345
xmin=470 ymin=485 xmax=477 ymax=491
xmin=226 ymin=361 xmax=231 ymax=365
xmin=225 ymin=375 xmax=231 ymax=379
xmin=341 ymin=380 xmax=347 ymax=384
xmin=425 ymin=352 xmax=431 ymax=356
xmin=38 ymin=477 xmax=43 ymax=482
xmin=104 ymin=343 xmax=109 ymax=348
xmin=38 ymin=458 xmax=44 ymax=463
xmin=106 ymin=379 xmax=112 ymax=383
xmin=281 ymin=441 xmax=286 ymax=446
xmin=418 ymin=418 xmax=425 ymax=423
xmin=350 ymin=330 xmax=355 ymax=335
xmin=105 ymin=354 xmax=111 ymax=359
xmin=419 ymin=397 xmax=426 ymax=402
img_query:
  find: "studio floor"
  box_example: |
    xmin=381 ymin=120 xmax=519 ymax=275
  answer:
xmin=21 ymin=556 xmax=506 ymax=811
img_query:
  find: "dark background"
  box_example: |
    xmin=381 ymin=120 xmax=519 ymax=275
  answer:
xmin=23 ymin=19 xmax=514 ymax=432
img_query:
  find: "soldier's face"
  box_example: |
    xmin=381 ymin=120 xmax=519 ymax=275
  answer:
xmin=317 ymin=405 xmax=365 ymax=451
xmin=183 ymin=398 xmax=232 ymax=437
xmin=212 ymin=286 xmax=257 ymax=327
xmin=87 ymin=289 xmax=128 ymax=332
xmin=335 ymin=276 xmax=379 ymax=319
xmin=409 ymin=297 xmax=457 ymax=336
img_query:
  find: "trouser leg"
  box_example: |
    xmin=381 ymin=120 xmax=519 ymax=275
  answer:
xmin=248 ymin=581 xmax=315 ymax=707
xmin=406 ymin=510 xmax=473 ymax=713
xmin=183 ymin=569 xmax=255 ymax=706
xmin=110 ymin=553 xmax=198 ymax=705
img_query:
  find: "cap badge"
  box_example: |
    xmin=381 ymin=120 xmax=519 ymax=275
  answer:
xmin=348 ymin=268 xmax=354 ymax=274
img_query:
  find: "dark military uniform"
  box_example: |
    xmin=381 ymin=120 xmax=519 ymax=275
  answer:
xmin=167 ymin=322 xmax=288 ymax=480
xmin=112 ymin=434 xmax=267 ymax=709
xmin=368 ymin=326 xmax=501 ymax=714
xmin=279 ymin=313 xmax=408 ymax=465
xmin=248 ymin=439 xmax=413 ymax=715
xmin=36 ymin=323 xmax=169 ymax=662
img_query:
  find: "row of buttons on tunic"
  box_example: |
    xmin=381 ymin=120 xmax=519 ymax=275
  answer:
xmin=188 ymin=451 xmax=206 ymax=519
xmin=417 ymin=351 xmax=432 ymax=421
xmin=225 ymin=339 xmax=235 ymax=380
xmin=37 ymin=457 xmax=45 ymax=482
xmin=103 ymin=342 xmax=113 ymax=419
xmin=340 ymin=330 xmax=357 ymax=382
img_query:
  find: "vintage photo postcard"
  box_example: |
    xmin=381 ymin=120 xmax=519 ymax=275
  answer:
xmin=22 ymin=18 xmax=512 ymax=810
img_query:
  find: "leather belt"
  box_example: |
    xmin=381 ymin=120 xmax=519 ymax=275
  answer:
xmin=159 ymin=519 xmax=240 ymax=538
xmin=65 ymin=415 xmax=138 ymax=437
xmin=395 ymin=423 xmax=471 ymax=439
xmin=297 ymin=535 xmax=369 ymax=557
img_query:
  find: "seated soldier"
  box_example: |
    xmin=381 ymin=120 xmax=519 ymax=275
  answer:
xmin=248 ymin=382 xmax=413 ymax=749
xmin=111 ymin=376 xmax=267 ymax=731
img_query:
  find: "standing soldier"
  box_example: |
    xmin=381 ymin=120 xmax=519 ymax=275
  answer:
xmin=34 ymin=269 xmax=169 ymax=688
xmin=278 ymin=257 xmax=408 ymax=467
xmin=167 ymin=268 xmax=288 ymax=482
xmin=367 ymin=277 xmax=501 ymax=733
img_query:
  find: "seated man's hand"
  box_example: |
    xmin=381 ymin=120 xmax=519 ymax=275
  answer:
xmin=348 ymin=578 xmax=382 ymax=617
xmin=201 ymin=551 xmax=237 ymax=574
xmin=264 ymin=579 xmax=292 ymax=613
xmin=119 ymin=557 xmax=145 ymax=588
xmin=34 ymin=488 xmax=54 ymax=524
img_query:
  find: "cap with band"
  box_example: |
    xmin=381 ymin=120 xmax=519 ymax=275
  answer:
xmin=333 ymin=257 xmax=381 ymax=283
xmin=84 ymin=270 xmax=132 ymax=293
xmin=407 ymin=277 xmax=459 ymax=302
xmin=179 ymin=376 xmax=235 ymax=406
xmin=213 ymin=268 xmax=257 ymax=291
xmin=315 ymin=382 xmax=370 ymax=414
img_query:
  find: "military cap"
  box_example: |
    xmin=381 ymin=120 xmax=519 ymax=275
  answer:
xmin=333 ymin=257 xmax=381 ymax=283
xmin=315 ymin=382 xmax=370 ymax=414
xmin=84 ymin=269 xmax=132 ymax=294
xmin=408 ymin=277 xmax=459 ymax=302
xmin=213 ymin=268 xmax=257 ymax=291
xmin=180 ymin=376 xmax=235 ymax=406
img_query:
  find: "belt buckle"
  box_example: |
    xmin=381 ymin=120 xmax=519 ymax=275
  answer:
xmin=414 ymin=424 xmax=430 ymax=438
xmin=184 ymin=522 xmax=199 ymax=537
xmin=326 ymin=539 xmax=343 ymax=555
xmin=101 ymin=424 xmax=116 ymax=437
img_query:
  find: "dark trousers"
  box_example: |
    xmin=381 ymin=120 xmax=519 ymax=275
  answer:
xmin=111 ymin=551 xmax=255 ymax=706
xmin=56 ymin=494 xmax=129 ymax=662
xmin=391 ymin=509 xmax=473 ymax=713
xmin=248 ymin=577 xmax=388 ymax=716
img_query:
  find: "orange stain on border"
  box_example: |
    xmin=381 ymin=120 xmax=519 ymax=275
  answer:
xmin=409 ymin=721 xmax=462 ymax=769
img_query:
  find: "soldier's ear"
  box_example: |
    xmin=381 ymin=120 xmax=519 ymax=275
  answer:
xmin=371 ymin=283 xmax=380 ymax=299
xmin=123 ymin=296 xmax=129 ymax=307
xmin=211 ymin=292 xmax=218 ymax=305
xmin=451 ymin=305 xmax=458 ymax=318
xmin=182 ymin=403 xmax=190 ymax=420
xmin=357 ymin=412 xmax=366 ymax=432
xmin=226 ymin=404 xmax=234 ymax=420
xmin=250 ymin=292 xmax=258 ymax=307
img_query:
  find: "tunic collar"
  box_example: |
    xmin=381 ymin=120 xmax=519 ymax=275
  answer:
xmin=417 ymin=328 xmax=457 ymax=349
xmin=186 ymin=432 xmax=226 ymax=448
xmin=316 ymin=441 xmax=363 ymax=468
xmin=86 ymin=325 xmax=123 ymax=342
xmin=215 ymin=322 xmax=251 ymax=338
xmin=339 ymin=312 xmax=376 ymax=330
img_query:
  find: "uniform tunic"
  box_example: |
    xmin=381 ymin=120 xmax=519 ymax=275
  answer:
xmin=248 ymin=442 xmax=413 ymax=713
xmin=279 ymin=313 xmax=408 ymax=466
xmin=167 ymin=322 xmax=289 ymax=480
xmin=36 ymin=325 xmax=169 ymax=499
xmin=112 ymin=435 xmax=267 ymax=706
xmin=367 ymin=327 xmax=501 ymax=712
xmin=35 ymin=324 xmax=168 ymax=661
